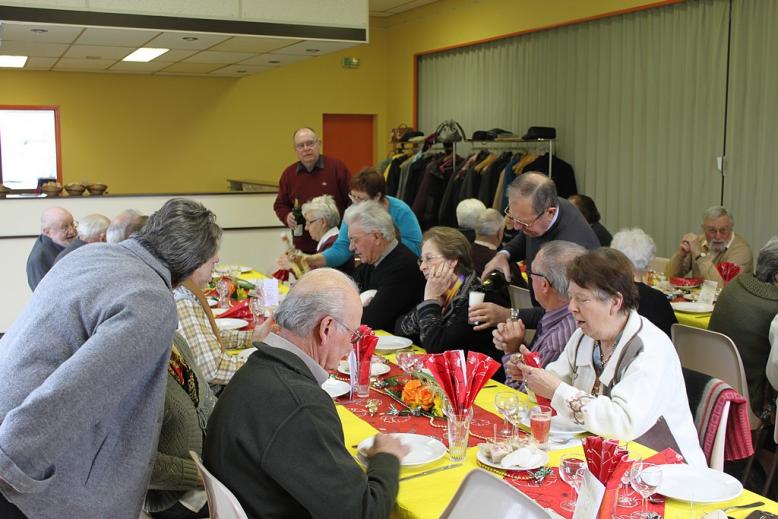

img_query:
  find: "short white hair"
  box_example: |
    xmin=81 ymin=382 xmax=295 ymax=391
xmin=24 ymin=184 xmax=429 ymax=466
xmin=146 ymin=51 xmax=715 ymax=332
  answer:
xmin=611 ymin=228 xmax=656 ymax=273
xmin=343 ymin=200 xmax=395 ymax=241
xmin=475 ymin=208 xmax=504 ymax=237
xmin=702 ymin=206 xmax=734 ymax=226
xmin=78 ymin=214 xmax=110 ymax=241
xmin=302 ymin=195 xmax=340 ymax=229
xmin=456 ymin=199 xmax=486 ymax=230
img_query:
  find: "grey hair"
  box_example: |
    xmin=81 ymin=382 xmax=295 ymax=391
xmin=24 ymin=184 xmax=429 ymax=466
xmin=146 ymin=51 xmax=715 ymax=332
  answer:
xmin=611 ymin=228 xmax=656 ymax=273
xmin=302 ymin=194 xmax=340 ymax=229
xmin=106 ymin=209 xmax=147 ymax=243
xmin=507 ymin=172 xmax=558 ymax=214
xmin=343 ymin=200 xmax=395 ymax=241
xmin=134 ymin=198 xmax=222 ymax=287
xmin=293 ymin=127 xmax=317 ymax=140
xmin=702 ymin=206 xmax=734 ymax=227
xmin=475 ymin=208 xmax=504 ymax=237
xmin=756 ymin=236 xmax=778 ymax=283
xmin=274 ymin=268 xmax=358 ymax=336
xmin=456 ymin=198 xmax=486 ymax=230
xmin=534 ymin=240 xmax=586 ymax=298
xmin=77 ymin=214 xmax=110 ymax=241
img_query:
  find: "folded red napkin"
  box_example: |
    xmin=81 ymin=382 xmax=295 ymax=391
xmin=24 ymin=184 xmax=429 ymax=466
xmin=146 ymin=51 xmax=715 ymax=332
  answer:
xmin=716 ymin=261 xmax=741 ymax=283
xmin=583 ymin=436 xmax=629 ymax=484
xmin=355 ymin=325 xmax=378 ymax=383
xmin=424 ymin=350 xmax=500 ymax=415
xmin=522 ymin=351 xmax=556 ymax=414
xmin=218 ymin=300 xmax=251 ymax=319
xmin=271 ymin=268 xmax=290 ymax=282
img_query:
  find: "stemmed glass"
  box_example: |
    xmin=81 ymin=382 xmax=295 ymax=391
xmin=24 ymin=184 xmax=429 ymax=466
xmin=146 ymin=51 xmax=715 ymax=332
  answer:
xmin=494 ymin=392 xmax=520 ymax=438
xmin=629 ymin=462 xmax=662 ymax=519
xmin=559 ymin=454 xmax=586 ymax=511
xmin=248 ymin=290 xmax=265 ymax=325
xmin=216 ymin=278 xmax=230 ymax=309
xmin=396 ymin=351 xmax=419 ymax=373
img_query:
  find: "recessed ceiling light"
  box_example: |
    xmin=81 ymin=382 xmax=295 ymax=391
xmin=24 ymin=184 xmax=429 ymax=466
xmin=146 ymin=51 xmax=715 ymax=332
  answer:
xmin=122 ymin=48 xmax=169 ymax=62
xmin=305 ymin=48 xmax=320 ymax=53
xmin=268 ymin=60 xmax=280 ymax=64
xmin=30 ymin=28 xmax=48 ymax=34
xmin=0 ymin=55 xmax=28 ymax=68
xmin=182 ymin=36 xmax=198 ymax=41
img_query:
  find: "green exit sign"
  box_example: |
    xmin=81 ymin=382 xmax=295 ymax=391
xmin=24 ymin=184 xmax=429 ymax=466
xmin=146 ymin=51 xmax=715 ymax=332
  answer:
xmin=342 ymin=57 xmax=360 ymax=69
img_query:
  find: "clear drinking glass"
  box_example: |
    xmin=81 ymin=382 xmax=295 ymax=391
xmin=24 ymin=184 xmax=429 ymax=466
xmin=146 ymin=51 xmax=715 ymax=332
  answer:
xmin=248 ymin=290 xmax=264 ymax=324
xmin=629 ymin=462 xmax=662 ymax=519
xmin=494 ymin=392 xmax=520 ymax=438
xmin=446 ymin=407 xmax=474 ymax=462
xmin=216 ymin=278 xmax=230 ymax=309
xmin=529 ymin=405 xmax=552 ymax=448
xmin=396 ymin=351 xmax=418 ymax=373
xmin=559 ymin=454 xmax=586 ymax=511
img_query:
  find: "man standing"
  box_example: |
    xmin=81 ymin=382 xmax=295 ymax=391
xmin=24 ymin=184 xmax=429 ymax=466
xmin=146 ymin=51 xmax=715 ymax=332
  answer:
xmin=54 ymin=213 xmax=110 ymax=263
xmin=667 ymin=206 xmax=753 ymax=286
xmin=25 ymin=206 xmax=76 ymax=290
xmin=0 ymin=198 xmax=222 ymax=519
xmin=204 ymin=268 xmax=408 ymax=518
xmin=273 ymin=127 xmax=351 ymax=254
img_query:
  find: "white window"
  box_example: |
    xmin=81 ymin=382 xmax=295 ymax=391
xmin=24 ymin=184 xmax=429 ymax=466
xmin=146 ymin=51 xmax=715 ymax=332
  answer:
xmin=0 ymin=107 xmax=60 ymax=190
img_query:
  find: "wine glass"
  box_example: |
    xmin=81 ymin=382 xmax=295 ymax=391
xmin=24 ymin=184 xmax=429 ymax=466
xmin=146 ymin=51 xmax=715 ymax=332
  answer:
xmin=494 ymin=392 xmax=520 ymax=438
xmin=396 ymin=351 xmax=417 ymax=373
xmin=248 ymin=290 xmax=265 ymax=325
xmin=615 ymin=461 xmax=639 ymax=508
xmin=216 ymin=278 xmax=230 ymax=309
xmin=559 ymin=454 xmax=586 ymax=511
xmin=629 ymin=462 xmax=662 ymax=519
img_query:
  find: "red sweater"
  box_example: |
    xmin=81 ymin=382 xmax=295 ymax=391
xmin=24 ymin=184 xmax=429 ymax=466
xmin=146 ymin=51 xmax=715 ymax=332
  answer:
xmin=273 ymin=155 xmax=351 ymax=253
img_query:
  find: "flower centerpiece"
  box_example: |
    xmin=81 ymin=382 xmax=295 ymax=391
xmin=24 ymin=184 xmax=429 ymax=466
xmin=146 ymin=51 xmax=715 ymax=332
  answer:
xmin=382 ymin=371 xmax=446 ymax=417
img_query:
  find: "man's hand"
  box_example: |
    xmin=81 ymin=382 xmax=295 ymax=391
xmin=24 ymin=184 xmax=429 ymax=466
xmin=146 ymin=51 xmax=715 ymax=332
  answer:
xmin=493 ymin=319 xmax=526 ymax=353
xmin=517 ymin=363 xmax=562 ymax=400
xmin=366 ymin=433 xmax=411 ymax=461
xmin=481 ymin=253 xmax=511 ymax=282
xmin=468 ymin=302 xmax=511 ymax=331
xmin=679 ymin=232 xmax=700 ymax=257
xmin=286 ymin=212 xmax=298 ymax=229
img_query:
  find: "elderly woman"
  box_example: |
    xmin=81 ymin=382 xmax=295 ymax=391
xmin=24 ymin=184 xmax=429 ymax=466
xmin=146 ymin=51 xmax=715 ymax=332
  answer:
xmin=611 ymin=228 xmax=677 ymax=337
xmin=455 ymin=198 xmax=486 ymax=242
xmin=395 ymin=227 xmax=503 ymax=368
xmin=305 ymin=167 xmax=423 ymax=269
xmin=518 ymin=248 xmax=706 ymax=466
xmin=569 ymin=194 xmax=612 ymax=246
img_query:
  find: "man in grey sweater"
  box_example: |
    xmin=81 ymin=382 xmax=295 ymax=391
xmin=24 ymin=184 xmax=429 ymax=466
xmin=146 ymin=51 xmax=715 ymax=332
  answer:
xmin=0 ymin=198 xmax=222 ymax=519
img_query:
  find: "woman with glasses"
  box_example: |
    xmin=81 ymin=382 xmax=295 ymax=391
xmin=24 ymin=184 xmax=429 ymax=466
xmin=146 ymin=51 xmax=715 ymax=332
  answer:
xmin=516 ymin=248 xmax=706 ymax=466
xmin=395 ymin=227 xmax=505 ymax=375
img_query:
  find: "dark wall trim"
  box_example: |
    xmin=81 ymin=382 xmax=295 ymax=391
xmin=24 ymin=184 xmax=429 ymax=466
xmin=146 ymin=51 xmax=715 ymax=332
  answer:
xmin=0 ymin=6 xmax=367 ymax=41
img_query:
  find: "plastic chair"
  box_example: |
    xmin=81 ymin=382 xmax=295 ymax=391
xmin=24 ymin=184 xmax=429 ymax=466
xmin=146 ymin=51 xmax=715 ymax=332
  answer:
xmin=439 ymin=468 xmax=552 ymax=519
xmin=189 ymin=451 xmax=248 ymax=519
xmin=671 ymin=324 xmax=760 ymax=430
xmin=650 ymin=256 xmax=670 ymax=274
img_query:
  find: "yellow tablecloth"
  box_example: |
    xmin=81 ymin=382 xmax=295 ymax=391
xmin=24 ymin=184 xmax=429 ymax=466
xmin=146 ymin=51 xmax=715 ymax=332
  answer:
xmin=674 ymin=310 xmax=711 ymax=329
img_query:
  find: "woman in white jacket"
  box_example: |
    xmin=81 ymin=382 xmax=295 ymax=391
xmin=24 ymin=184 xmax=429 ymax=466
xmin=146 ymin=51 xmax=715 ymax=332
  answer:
xmin=518 ymin=248 xmax=706 ymax=466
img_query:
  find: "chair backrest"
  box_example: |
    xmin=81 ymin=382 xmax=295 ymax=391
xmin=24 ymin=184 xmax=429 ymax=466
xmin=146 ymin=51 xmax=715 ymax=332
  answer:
xmin=189 ymin=451 xmax=248 ymax=519
xmin=671 ymin=324 xmax=759 ymax=429
xmin=650 ymin=256 xmax=670 ymax=274
xmin=508 ymin=286 xmax=533 ymax=310
xmin=439 ymin=469 xmax=552 ymax=519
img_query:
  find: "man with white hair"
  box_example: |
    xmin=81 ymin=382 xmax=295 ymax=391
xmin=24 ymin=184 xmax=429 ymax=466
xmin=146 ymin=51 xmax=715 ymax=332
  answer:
xmin=204 ymin=268 xmax=408 ymax=518
xmin=54 ymin=213 xmax=110 ymax=263
xmin=106 ymin=209 xmax=147 ymax=244
xmin=456 ymin=198 xmax=486 ymax=242
xmin=667 ymin=205 xmax=753 ymax=286
xmin=471 ymin=208 xmax=523 ymax=283
xmin=25 ymin=207 xmax=76 ymax=290
xmin=347 ymin=201 xmax=425 ymax=330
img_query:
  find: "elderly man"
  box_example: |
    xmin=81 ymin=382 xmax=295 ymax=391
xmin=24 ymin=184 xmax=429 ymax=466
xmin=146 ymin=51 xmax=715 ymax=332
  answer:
xmin=273 ymin=127 xmax=351 ymax=254
xmin=471 ymin=208 xmax=523 ymax=282
xmin=667 ymin=206 xmax=753 ymax=286
xmin=54 ymin=213 xmax=110 ymax=263
xmin=456 ymin=198 xmax=486 ymax=242
xmin=493 ymin=241 xmax=585 ymax=389
xmin=0 ymin=199 xmax=222 ymax=519
xmin=475 ymin=173 xmax=599 ymax=329
xmin=347 ymin=201 xmax=425 ymax=330
xmin=204 ymin=268 xmax=408 ymax=518
xmin=106 ymin=209 xmax=147 ymax=243
xmin=26 ymin=206 xmax=76 ymax=290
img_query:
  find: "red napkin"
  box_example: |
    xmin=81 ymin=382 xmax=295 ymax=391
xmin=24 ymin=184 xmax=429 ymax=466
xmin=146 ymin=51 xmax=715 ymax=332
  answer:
xmin=424 ymin=350 xmax=500 ymax=415
xmin=355 ymin=325 xmax=378 ymax=385
xmin=271 ymin=268 xmax=290 ymax=282
xmin=583 ymin=436 xmax=629 ymax=484
xmin=716 ymin=261 xmax=741 ymax=283
xmin=522 ymin=351 xmax=556 ymax=415
xmin=218 ymin=300 xmax=251 ymax=319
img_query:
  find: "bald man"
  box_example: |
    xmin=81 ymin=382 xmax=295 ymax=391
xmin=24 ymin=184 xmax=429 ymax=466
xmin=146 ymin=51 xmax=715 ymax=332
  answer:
xmin=54 ymin=213 xmax=110 ymax=264
xmin=26 ymin=207 xmax=76 ymax=290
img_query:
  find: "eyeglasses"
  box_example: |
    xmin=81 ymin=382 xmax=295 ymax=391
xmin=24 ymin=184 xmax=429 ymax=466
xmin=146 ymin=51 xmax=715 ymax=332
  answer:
xmin=295 ymin=139 xmax=319 ymax=150
xmin=348 ymin=232 xmax=371 ymax=245
xmin=504 ymin=207 xmax=544 ymax=229
xmin=526 ymin=267 xmax=549 ymax=283
xmin=417 ymin=254 xmax=444 ymax=266
xmin=348 ymin=192 xmax=371 ymax=203
xmin=331 ymin=317 xmax=363 ymax=345
xmin=304 ymin=217 xmax=322 ymax=226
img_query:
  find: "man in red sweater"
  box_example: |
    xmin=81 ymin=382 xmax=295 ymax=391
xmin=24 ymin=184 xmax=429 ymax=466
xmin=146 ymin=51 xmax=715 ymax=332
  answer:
xmin=273 ymin=127 xmax=351 ymax=253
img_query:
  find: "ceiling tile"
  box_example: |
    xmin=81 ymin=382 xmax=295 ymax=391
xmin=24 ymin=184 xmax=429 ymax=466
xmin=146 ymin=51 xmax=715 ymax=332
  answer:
xmin=64 ymin=45 xmax=135 ymax=60
xmin=181 ymin=50 xmax=256 ymax=64
xmin=75 ymin=27 xmax=160 ymax=47
xmin=271 ymin=39 xmax=361 ymax=56
xmin=143 ymin=31 xmax=232 ymax=50
xmin=208 ymin=36 xmax=300 ymax=53
xmin=0 ymin=22 xmax=83 ymax=44
xmin=109 ymin=60 xmax=170 ymax=73
xmin=152 ymin=49 xmax=199 ymax=63
xmin=159 ymin=62 xmax=223 ymax=74
xmin=239 ymin=52 xmax=308 ymax=67
xmin=23 ymin=57 xmax=58 ymax=70
xmin=0 ymin=41 xmax=69 ymax=58
xmin=53 ymin=57 xmax=115 ymax=71
xmin=209 ymin=64 xmax=273 ymax=77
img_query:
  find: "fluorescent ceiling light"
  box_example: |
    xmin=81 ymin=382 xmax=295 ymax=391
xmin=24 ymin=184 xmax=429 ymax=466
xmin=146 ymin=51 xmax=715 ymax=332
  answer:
xmin=122 ymin=48 xmax=169 ymax=62
xmin=0 ymin=55 xmax=28 ymax=68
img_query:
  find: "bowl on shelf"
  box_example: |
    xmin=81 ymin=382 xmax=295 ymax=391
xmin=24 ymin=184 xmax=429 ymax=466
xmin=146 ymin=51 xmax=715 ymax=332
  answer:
xmin=41 ymin=182 xmax=63 ymax=197
xmin=86 ymin=183 xmax=107 ymax=196
xmin=0 ymin=185 xmax=10 ymax=198
xmin=64 ymin=183 xmax=86 ymax=196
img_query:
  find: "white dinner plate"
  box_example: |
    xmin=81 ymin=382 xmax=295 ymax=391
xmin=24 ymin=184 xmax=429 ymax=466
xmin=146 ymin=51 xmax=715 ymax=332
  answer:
xmin=656 ymin=464 xmax=743 ymax=503
xmin=376 ymin=335 xmax=413 ymax=351
xmin=214 ymin=318 xmax=248 ymax=331
xmin=357 ymin=433 xmax=446 ymax=467
xmin=207 ymin=297 xmax=218 ymax=307
xmin=337 ymin=361 xmax=391 ymax=377
xmin=212 ymin=307 xmax=228 ymax=316
xmin=476 ymin=447 xmax=548 ymax=471
xmin=671 ymin=302 xmax=714 ymax=314
xmin=321 ymin=378 xmax=351 ymax=399
xmin=215 ymin=263 xmax=252 ymax=273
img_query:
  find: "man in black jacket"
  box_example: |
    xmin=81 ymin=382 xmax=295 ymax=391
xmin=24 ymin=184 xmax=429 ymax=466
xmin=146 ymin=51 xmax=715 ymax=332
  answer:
xmin=346 ymin=200 xmax=425 ymax=330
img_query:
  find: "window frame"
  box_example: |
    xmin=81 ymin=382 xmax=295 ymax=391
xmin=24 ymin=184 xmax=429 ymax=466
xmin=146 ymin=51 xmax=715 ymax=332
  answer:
xmin=0 ymin=105 xmax=62 ymax=193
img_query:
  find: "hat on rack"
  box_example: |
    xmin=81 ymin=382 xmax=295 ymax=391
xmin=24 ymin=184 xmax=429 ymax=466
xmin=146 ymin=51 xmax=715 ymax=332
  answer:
xmin=471 ymin=128 xmax=515 ymax=141
xmin=521 ymin=126 xmax=556 ymax=140
xmin=400 ymin=130 xmax=424 ymax=142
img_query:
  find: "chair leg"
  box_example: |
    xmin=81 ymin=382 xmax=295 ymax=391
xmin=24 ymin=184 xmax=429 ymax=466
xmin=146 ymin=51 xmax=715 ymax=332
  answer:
xmin=743 ymin=425 xmax=767 ymax=487
xmin=762 ymin=451 xmax=778 ymax=496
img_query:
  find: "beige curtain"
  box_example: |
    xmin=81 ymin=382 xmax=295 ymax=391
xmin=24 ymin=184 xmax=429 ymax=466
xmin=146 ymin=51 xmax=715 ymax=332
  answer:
xmin=418 ymin=0 xmax=730 ymax=256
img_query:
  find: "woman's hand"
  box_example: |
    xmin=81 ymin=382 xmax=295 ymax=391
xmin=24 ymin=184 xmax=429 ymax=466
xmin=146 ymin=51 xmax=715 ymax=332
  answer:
xmin=468 ymin=303 xmax=511 ymax=331
xmin=493 ymin=319 xmax=526 ymax=353
xmin=423 ymin=261 xmax=457 ymax=301
xmin=517 ymin=363 xmax=562 ymax=399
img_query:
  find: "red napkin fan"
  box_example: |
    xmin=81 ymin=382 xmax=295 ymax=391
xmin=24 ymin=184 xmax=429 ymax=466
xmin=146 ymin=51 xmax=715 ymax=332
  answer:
xmin=522 ymin=351 xmax=556 ymax=415
xmin=355 ymin=325 xmax=378 ymax=384
xmin=218 ymin=299 xmax=252 ymax=320
xmin=716 ymin=261 xmax=742 ymax=283
xmin=271 ymin=268 xmax=290 ymax=282
xmin=424 ymin=350 xmax=500 ymax=415
xmin=582 ymin=436 xmax=629 ymax=484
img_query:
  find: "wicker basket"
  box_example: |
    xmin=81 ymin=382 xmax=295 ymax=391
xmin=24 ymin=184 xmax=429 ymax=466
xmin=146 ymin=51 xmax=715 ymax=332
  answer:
xmin=86 ymin=183 xmax=107 ymax=196
xmin=65 ymin=183 xmax=86 ymax=196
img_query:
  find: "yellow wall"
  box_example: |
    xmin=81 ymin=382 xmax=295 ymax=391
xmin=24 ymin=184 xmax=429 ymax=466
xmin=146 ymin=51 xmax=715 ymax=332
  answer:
xmin=0 ymin=0 xmax=667 ymax=193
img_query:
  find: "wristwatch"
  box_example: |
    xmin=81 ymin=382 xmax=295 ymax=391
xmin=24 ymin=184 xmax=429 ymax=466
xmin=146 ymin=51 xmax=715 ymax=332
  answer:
xmin=510 ymin=308 xmax=520 ymax=321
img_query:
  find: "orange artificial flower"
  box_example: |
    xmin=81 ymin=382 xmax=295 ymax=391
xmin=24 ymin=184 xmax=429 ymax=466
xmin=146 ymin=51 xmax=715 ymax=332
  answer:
xmin=401 ymin=380 xmax=434 ymax=411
